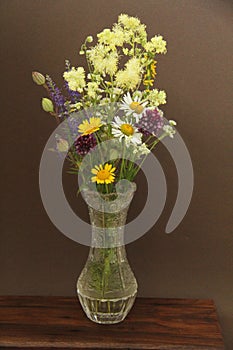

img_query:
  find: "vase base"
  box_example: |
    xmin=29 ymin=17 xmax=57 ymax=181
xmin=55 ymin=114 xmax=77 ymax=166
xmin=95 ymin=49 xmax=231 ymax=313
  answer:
xmin=78 ymin=292 xmax=137 ymax=324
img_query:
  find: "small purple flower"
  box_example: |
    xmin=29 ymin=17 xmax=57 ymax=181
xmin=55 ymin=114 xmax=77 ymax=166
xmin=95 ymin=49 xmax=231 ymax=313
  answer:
xmin=136 ymin=108 xmax=164 ymax=137
xmin=75 ymin=134 xmax=97 ymax=156
xmin=46 ymin=75 xmax=68 ymax=118
xmin=64 ymin=81 xmax=81 ymax=103
xmin=67 ymin=116 xmax=79 ymax=138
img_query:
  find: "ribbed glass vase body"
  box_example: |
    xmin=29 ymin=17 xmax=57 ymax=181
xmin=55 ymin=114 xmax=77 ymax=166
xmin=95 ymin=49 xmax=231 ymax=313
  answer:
xmin=77 ymin=186 xmax=137 ymax=324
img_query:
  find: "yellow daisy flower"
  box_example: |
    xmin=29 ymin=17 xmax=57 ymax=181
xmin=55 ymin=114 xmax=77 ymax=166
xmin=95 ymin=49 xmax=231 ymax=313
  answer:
xmin=91 ymin=163 xmax=116 ymax=184
xmin=78 ymin=117 xmax=102 ymax=136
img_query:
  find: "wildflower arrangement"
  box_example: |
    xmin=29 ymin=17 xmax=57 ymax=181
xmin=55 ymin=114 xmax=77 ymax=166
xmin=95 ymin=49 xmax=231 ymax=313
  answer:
xmin=33 ymin=14 xmax=176 ymax=194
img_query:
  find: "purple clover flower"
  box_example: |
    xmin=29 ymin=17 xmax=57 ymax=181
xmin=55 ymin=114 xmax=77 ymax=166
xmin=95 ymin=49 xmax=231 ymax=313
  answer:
xmin=46 ymin=75 xmax=68 ymax=118
xmin=136 ymin=108 xmax=164 ymax=137
xmin=75 ymin=134 xmax=97 ymax=156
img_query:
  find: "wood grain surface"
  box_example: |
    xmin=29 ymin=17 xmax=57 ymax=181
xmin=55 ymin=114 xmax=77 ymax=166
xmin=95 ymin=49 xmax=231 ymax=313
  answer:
xmin=0 ymin=296 xmax=225 ymax=349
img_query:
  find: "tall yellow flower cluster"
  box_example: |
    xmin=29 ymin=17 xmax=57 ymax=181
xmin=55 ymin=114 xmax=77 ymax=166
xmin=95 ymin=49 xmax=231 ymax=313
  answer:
xmin=61 ymin=13 xmax=168 ymax=107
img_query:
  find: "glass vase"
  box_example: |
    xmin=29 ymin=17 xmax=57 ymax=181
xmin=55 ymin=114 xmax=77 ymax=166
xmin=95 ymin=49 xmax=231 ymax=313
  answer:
xmin=77 ymin=184 xmax=137 ymax=324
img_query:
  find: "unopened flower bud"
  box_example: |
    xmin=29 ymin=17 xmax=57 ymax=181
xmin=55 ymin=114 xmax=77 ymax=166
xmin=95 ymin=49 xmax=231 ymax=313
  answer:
xmin=32 ymin=71 xmax=45 ymax=85
xmin=79 ymin=50 xmax=85 ymax=55
xmin=86 ymin=36 xmax=93 ymax=43
xmin=169 ymin=120 xmax=177 ymax=126
xmin=42 ymin=98 xmax=54 ymax=113
xmin=56 ymin=138 xmax=69 ymax=152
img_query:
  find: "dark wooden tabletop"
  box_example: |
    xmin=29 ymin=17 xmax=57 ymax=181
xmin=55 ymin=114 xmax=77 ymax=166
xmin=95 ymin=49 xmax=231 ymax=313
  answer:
xmin=0 ymin=296 xmax=224 ymax=349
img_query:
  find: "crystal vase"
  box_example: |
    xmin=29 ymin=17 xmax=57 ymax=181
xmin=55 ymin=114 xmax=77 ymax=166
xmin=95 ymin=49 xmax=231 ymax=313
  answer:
xmin=77 ymin=184 xmax=137 ymax=324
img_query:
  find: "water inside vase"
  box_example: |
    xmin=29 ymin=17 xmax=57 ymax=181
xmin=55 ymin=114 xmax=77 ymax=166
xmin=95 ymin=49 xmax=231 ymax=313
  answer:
xmin=77 ymin=186 xmax=137 ymax=324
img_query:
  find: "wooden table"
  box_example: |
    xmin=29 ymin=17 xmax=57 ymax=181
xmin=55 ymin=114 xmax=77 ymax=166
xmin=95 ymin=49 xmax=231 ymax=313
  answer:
xmin=0 ymin=296 xmax=225 ymax=349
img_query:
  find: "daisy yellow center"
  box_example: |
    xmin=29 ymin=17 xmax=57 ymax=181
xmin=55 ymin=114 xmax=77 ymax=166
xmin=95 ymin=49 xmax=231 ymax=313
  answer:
xmin=129 ymin=101 xmax=144 ymax=114
xmin=120 ymin=123 xmax=134 ymax=136
xmin=97 ymin=169 xmax=110 ymax=181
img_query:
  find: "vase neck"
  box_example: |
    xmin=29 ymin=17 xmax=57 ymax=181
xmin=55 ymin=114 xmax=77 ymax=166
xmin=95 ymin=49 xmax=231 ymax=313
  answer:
xmin=91 ymin=225 xmax=125 ymax=248
xmin=88 ymin=206 xmax=128 ymax=248
xmin=83 ymin=184 xmax=136 ymax=248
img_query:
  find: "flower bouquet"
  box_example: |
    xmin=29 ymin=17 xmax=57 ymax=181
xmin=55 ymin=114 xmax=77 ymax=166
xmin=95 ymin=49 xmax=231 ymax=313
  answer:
xmin=33 ymin=14 xmax=176 ymax=324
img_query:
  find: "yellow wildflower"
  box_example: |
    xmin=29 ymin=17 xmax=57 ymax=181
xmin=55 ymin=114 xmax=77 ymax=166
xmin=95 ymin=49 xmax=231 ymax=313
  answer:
xmin=63 ymin=67 xmax=86 ymax=92
xmin=144 ymin=41 xmax=154 ymax=52
xmin=91 ymin=163 xmax=116 ymax=184
xmin=112 ymin=26 xmax=125 ymax=46
xmin=78 ymin=117 xmax=102 ymax=135
xmin=105 ymin=52 xmax=118 ymax=75
xmin=88 ymin=44 xmax=118 ymax=76
xmin=145 ymin=35 xmax=167 ymax=54
xmin=118 ymin=14 xmax=141 ymax=30
xmin=86 ymin=82 xmax=99 ymax=98
xmin=136 ymin=24 xmax=147 ymax=45
xmin=115 ymin=57 xmax=141 ymax=90
xmin=147 ymin=89 xmax=167 ymax=107
xmin=69 ymin=102 xmax=83 ymax=112
xmin=97 ymin=28 xmax=124 ymax=48
xmin=151 ymin=61 xmax=157 ymax=77
xmin=143 ymin=60 xmax=157 ymax=88
xmin=151 ymin=35 xmax=167 ymax=54
xmin=143 ymin=79 xmax=154 ymax=87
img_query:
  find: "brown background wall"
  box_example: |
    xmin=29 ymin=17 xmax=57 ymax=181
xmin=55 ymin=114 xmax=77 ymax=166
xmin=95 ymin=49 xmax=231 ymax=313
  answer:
xmin=0 ymin=0 xmax=232 ymax=348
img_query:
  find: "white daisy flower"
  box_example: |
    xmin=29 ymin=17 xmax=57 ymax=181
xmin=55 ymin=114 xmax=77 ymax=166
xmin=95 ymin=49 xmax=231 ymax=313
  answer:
xmin=111 ymin=116 xmax=142 ymax=146
xmin=120 ymin=92 xmax=148 ymax=122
